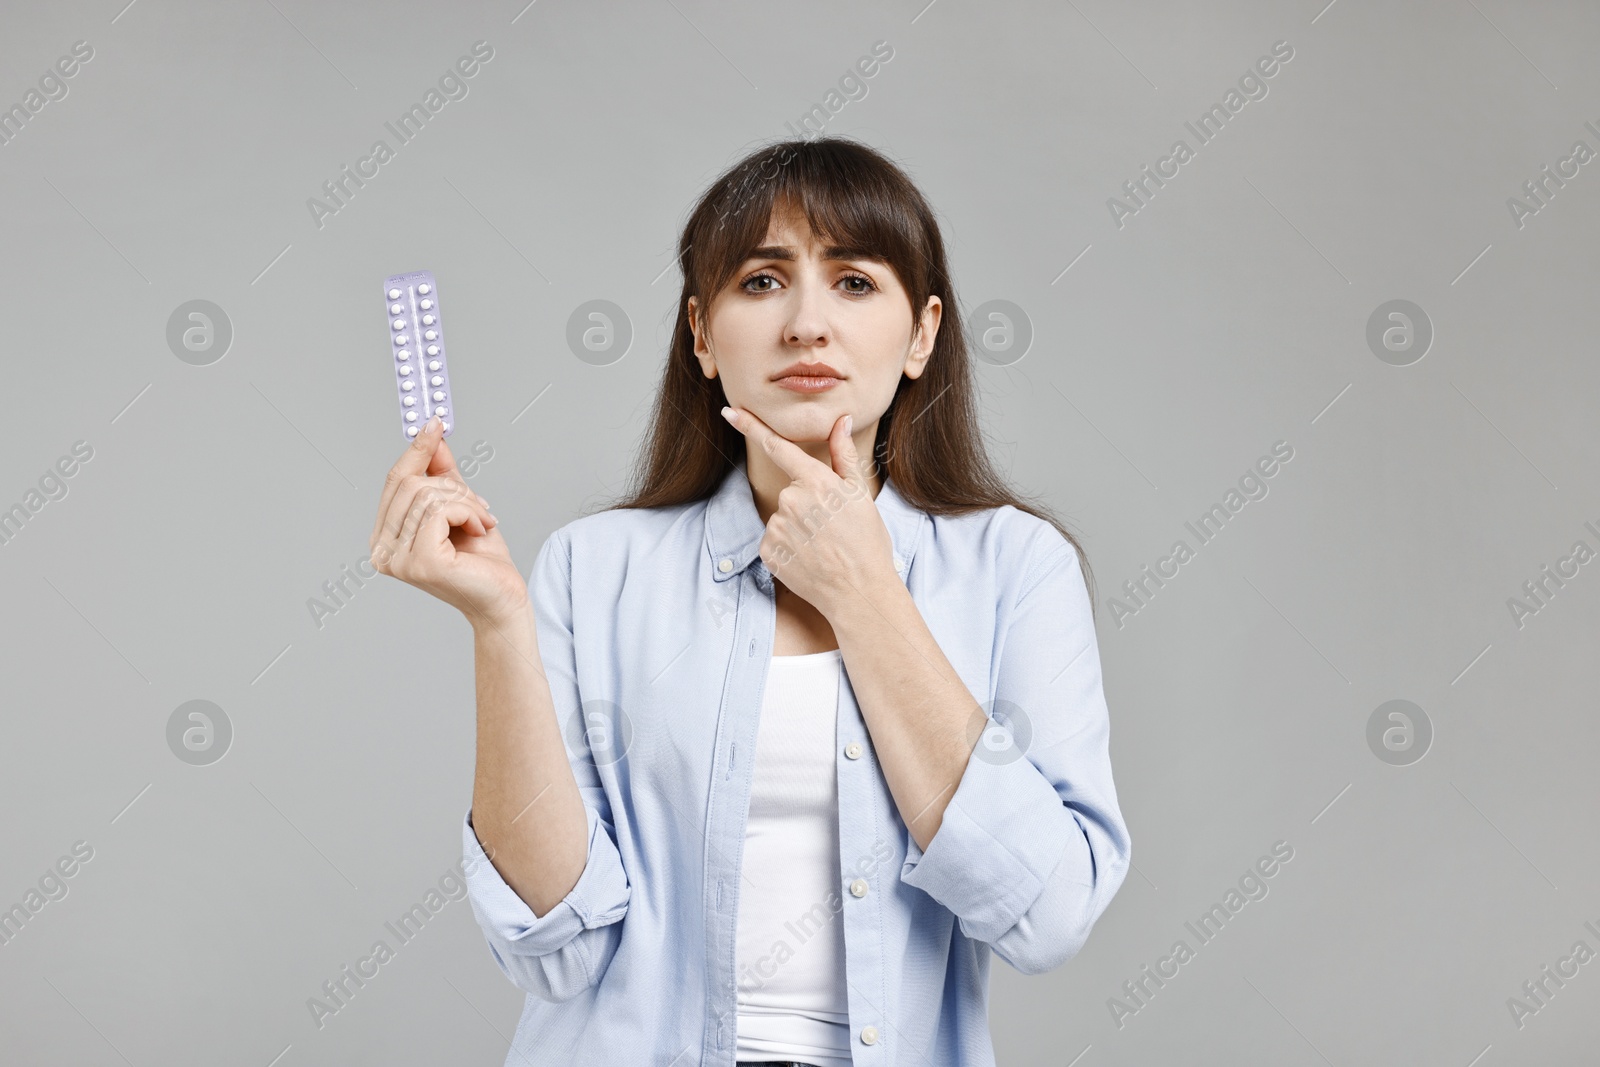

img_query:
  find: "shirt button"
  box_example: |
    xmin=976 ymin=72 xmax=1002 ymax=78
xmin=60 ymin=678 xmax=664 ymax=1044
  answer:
xmin=844 ymin=742 xmax=862 ymax=760
xmin=718 ymin=558 xmax=733 ymax=573
xmin=850 ymin=878 xmax=868 ymax=898
xmin=860 ymin=1025 xmax=879 ymax=1045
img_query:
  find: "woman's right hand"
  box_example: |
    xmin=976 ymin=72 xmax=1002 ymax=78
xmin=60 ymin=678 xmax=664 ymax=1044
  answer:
xmin=369 ymin=415 xmax=529 ymax=628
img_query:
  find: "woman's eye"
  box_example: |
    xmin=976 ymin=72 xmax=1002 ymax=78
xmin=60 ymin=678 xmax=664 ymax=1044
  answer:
xmin=739 ymin=271 xmax=876 ymax=294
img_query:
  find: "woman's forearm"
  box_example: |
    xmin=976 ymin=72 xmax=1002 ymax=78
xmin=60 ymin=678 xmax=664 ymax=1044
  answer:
xmin=468 ymin=601 xmax=589 ymax=919
xmin=827 ymin=572 xmax=983 ymax=854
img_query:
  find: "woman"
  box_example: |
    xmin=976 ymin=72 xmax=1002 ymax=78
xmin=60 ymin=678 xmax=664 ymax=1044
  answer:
xmin=369 ymin=137 xmax=1131 ymax=1067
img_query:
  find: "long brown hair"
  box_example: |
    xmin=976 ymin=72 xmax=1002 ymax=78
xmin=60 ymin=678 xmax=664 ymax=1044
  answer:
xmin=594 ymin=136 xmax=1096 ymax=613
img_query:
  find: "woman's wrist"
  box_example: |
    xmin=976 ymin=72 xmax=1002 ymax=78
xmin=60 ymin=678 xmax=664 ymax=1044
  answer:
xmin=467 ymin=594 xmax=535 ymax=638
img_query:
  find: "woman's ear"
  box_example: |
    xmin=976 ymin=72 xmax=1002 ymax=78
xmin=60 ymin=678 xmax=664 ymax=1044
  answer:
xmin=687 ymin=296 xmax=717 ymax=378
xmin=903 ymin=295 xmax=942 ymax=379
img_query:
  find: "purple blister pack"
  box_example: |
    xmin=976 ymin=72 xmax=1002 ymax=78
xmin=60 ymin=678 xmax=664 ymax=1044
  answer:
xmin=383 ymin=269 xmax=455 ymax=442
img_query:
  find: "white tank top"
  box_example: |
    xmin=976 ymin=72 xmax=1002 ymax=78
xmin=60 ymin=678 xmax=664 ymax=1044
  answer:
xmin=734 ymin=648 xmax=854 ymax=1067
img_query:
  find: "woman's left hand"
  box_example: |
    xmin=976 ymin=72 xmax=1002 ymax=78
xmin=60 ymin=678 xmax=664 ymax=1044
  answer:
xmin=721 ymin=405 xmax=899 ymax=619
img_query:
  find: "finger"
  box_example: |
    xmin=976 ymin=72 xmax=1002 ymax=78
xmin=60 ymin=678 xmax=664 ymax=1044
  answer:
xmin=372 ymin=415 xmax=445 ymax=548
xmin=460 ymin=509 xmax=489 ymax=537
xmin=372 ymin=471 xmax=429 ymax=572
xmin=375 ymin=477 xmax=489 ymax=571
xmin=427 ymin=433 xmax=467 ymax=483
xmin=721 ymin=405 xmax=828 ymax=483
xmin=425 ymin=434 xmax=495 ymax=528
xmin=375 ymin=473 xmax=438 ymax=553
xmin=391 ymin=495 xmax=480 ymax=578
xmin=425 ymin=474 xmax=491 ymax=530
xmin=436 ymin=476 xmax=494 ymax=531
xmin=403 ymin=482 xmax=493 ymax=545
xmin=828 ymin=413 xmax=868 ymax=492
xmin=397 ymin=486 xmax=483 ymax=558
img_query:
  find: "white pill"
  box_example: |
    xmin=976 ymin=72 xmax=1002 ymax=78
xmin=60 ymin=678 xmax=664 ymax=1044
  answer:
xmin=440 ymin=421 xmax=449 ymax=432
xmin=422 ymin=315 xmax=435 ymax=325
xmin=395 ymin=335 xmax=408 ymax=346
xmin=388 ymin=288 xmax=401 ymax=299
xmin=424 ymin=330 xmax=437 ymax=341
xmin=402 ymin=380 xmax=414 ymax=391
xmin=399 ymin=365 xmax=412 ymax=376
xmin=407 ymin=425 xmax=419 ymax=437
xmin=418 ymin=283 xmax=431 ymax=294
xmin=406 ymin=410 xmax=417 ymax=421
xmin=432 ymin=390 xmax=445 ymax=401
xmin=393 ymin=319 xmax=406 ymax=330
xmin=403 ymin=395 xmax=415 ymax=406
xmin=430 ymin=375 xmax=443 ymax=386
xmin=420 ymin=299 xmax=433 ymax=310
xmin=390 ymin=303 xmax=402 ymax=314
xmin=435 ymin=406 xmax=448 ymax=416
xmin=397 ymin=350 xmax=410 ymax=361
xmin=428 ymin=360 xmax=440 ymax=370
xmin=426 ymin=345 xmax=439 ymax=356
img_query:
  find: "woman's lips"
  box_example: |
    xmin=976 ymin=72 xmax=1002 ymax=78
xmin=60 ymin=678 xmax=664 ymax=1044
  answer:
xmin=774 ymin=375 xmax=843 ymax=393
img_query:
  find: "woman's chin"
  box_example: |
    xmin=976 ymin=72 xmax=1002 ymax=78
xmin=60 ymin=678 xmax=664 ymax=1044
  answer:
xmin=777 ymin=417 xmax=842 ymax=444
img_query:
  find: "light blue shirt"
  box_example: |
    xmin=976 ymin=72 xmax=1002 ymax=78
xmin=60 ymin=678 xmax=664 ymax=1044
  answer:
xmin=462 ymin=458 xmax=1132 ymax=1066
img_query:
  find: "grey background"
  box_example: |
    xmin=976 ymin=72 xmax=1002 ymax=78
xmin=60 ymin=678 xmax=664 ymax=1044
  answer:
xmin=1 ymin=0 xmax=1596 ymax=1064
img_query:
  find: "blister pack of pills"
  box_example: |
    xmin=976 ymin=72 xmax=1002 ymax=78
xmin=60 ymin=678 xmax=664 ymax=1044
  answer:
xmin=384 ymin=270 xmax=454 ymax=441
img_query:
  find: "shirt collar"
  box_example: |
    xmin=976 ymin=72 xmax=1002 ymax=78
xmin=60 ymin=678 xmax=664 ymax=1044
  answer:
xmin=705 ymin=458 xmax=925 ymax=587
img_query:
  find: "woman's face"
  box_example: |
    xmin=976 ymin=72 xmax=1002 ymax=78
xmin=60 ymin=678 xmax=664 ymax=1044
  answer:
xmin=687 ymin=204 xmax=941 ymax=456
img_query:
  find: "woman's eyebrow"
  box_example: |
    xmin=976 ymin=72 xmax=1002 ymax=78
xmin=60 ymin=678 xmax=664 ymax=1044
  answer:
xmin=745 ymin=244 xmax=886 ymax=264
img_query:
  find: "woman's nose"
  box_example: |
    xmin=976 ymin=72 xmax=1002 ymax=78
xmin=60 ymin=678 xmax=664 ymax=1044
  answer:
xmin=784 ymin=278 xmax=830 ymax=346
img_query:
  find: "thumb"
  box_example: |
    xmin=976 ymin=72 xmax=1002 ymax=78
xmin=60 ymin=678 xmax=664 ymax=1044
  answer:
xmin=401 ymin=413 xmax=444 ymax=472
xmin=428 ymin=428 xmax=464 ymax=481
xmin=829 ymin=413 xmax=865 ymax=491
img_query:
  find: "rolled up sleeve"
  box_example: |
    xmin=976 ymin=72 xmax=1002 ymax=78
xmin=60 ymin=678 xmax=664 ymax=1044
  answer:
xmin=461 ymin=529 xmax=632 ymax=1002
xmin=462 ymin=802 xmax=629 ymax=999
xmin=900 ymin=528 xmax=1132 ymax=976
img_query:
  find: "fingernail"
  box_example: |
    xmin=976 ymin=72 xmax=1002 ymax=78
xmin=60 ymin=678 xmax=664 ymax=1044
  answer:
xmin=843 ymin=414 xmax=853 ymax=434
xmin=720 ymin=406 xmax=737 ymax=426
xmin=476 ymin=493 xmax=490 ymax=508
